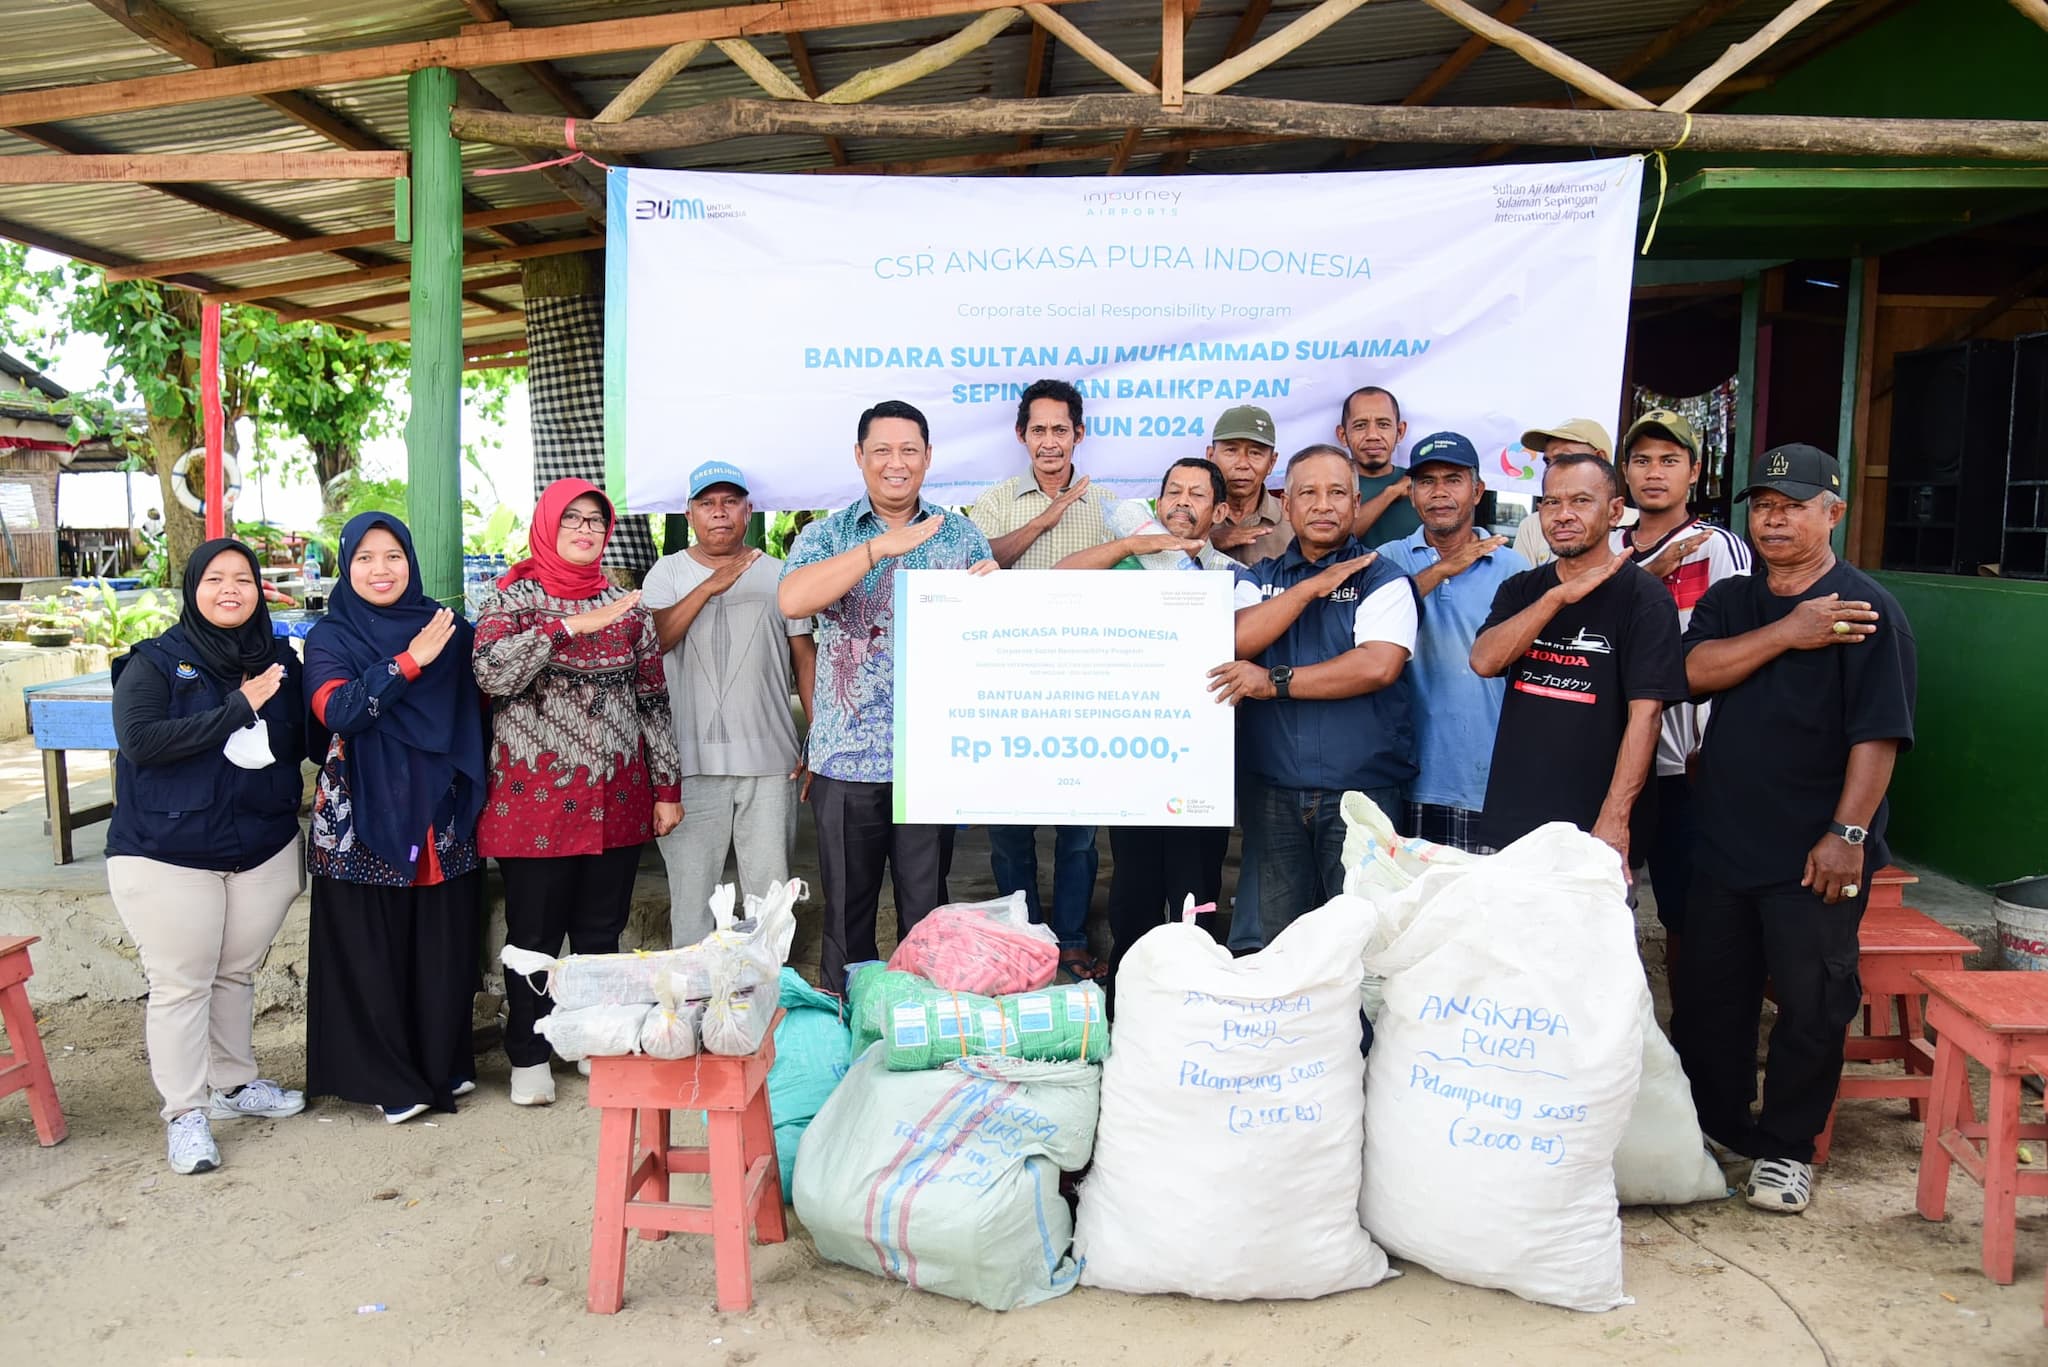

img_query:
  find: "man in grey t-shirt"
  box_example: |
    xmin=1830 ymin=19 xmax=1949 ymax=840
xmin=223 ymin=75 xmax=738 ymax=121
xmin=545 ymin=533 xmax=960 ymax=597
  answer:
xmin=643 ymin=461 xmax=817 ymax=944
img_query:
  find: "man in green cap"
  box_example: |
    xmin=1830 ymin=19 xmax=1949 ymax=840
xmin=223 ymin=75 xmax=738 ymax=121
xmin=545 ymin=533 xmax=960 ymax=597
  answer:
xmin=1207 ymin=403 xmax=1292 ymax=566
xmin=1335 ymin=385 xmax=1421 ymax=549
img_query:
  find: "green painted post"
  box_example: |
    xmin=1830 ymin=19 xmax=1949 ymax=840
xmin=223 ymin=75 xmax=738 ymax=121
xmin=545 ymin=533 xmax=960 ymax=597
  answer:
xmin=1731 ymin=274 xmax=1761 ymax=539
xmin=1833 ymin=257 xmax=1869 ymax=558
xmin=663 ymin=512 xmax=689 ymax=553
xmin=744 ymin=512 xmax=766 ymax=550
xmin=406 ymin=67 xmax=463 ymax=606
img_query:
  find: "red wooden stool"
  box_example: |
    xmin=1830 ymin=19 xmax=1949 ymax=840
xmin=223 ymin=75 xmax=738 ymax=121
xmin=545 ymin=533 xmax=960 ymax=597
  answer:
xmin=1913 ymin=972 xmax=2048 ymax=1285
xmin=1812 ymin=899 xmax=1978 ymax=1163
xmin=2023 ymin=1052 xmax=2048 ymax=1327
xmin=0 ymin=935 xmax=68 ymax=1146
xmin=585 ymin=1013 xmax=787 ymax=1315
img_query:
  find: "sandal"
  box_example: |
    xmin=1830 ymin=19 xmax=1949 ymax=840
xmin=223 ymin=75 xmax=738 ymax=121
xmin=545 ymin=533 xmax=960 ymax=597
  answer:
xmin=1059 ymin=949 xmax=1108 ymax=982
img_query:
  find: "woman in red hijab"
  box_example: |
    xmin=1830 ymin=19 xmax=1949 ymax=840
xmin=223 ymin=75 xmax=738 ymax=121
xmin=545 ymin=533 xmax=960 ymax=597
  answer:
xmin=473 ymin=479 xmax=683 ymax=1106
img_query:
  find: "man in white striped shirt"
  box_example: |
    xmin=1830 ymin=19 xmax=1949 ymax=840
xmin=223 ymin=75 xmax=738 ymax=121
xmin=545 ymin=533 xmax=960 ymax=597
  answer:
xmin=1615 ymin=409 xmax=1753 ymax=968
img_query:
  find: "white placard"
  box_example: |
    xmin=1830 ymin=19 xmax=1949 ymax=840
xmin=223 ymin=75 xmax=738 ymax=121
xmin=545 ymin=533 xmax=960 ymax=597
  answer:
xmin=892 ymin=569 xmax=1235 ymax=826
xmin=605 ymin=158 xmax=1642 ymax=510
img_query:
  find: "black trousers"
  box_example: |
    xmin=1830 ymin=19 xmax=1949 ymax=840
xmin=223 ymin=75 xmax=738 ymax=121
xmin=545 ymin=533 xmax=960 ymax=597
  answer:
xmin=1670 ymin=869 xmax=1868 ymax=1163
xmin=307 ymin=871 xmax=482 ymax=1111
xmin=1647 ymin=774 xmax=1696 ymax=934
xmin=1106 ymin=825 xmax=1228 ymax=973
xmin=498 ymin=845 xmax=643 ymax=1068
xmin=809 ymin=774 xmax=952 ymax=997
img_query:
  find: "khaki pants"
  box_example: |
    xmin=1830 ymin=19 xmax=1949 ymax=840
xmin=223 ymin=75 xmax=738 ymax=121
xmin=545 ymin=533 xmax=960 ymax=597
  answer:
xmin=657 ymin=774 xmax=798 ymax=946
xmin=108 ymin=838 xmax=303 ymax=1120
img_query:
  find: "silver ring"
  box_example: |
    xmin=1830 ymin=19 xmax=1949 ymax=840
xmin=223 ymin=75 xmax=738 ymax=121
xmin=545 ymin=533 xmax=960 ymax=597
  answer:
xmin=1841 ymin=884 xmax=1860 ymax=899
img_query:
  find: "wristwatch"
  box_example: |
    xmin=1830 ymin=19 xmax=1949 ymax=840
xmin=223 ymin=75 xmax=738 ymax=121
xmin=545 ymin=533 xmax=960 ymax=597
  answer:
xmin=1269 ymin=665 xmax=1293 ymax=700
xmin=1828 ymin=822 xmax=1868 ymax=846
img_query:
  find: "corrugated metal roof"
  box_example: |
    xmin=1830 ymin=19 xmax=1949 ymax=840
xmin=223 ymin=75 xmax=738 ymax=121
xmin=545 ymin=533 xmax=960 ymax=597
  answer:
xmin=0 ymin=0 xmax=1923 ymax=317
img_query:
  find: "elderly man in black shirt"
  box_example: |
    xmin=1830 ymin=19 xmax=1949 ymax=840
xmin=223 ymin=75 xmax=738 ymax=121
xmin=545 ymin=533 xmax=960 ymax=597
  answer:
xmin=1671 ymin=444 xmax=1916 ymax=1217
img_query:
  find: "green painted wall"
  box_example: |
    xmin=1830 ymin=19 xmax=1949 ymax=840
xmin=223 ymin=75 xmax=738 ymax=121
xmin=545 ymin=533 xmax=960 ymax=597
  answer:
xmin=1871 ymin=572 xmax=2048 ymax=887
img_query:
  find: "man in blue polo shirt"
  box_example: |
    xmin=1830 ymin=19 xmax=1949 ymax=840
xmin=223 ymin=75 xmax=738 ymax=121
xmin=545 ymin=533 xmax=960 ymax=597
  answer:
xmin=1378 ymin=431 xmax=1530 ymax=851
xmin=1209 ymin=444 xmax=1418 ymax=939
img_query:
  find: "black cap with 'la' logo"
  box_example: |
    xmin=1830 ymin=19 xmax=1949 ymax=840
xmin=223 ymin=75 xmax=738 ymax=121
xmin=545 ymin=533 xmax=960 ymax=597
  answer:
xmin=1736 ymin=442 xmax=1843 ymax=502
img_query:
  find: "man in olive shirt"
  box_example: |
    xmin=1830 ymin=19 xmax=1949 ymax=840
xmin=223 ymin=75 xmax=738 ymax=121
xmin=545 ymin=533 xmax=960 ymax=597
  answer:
xmin=1338 ymin=385 xmax=1421 ymax=549
xmin=1206 ymin=404 xmax=1292 ymax=566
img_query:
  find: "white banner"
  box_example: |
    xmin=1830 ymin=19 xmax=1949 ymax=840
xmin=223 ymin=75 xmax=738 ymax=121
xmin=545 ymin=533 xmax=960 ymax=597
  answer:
xmin=892 ymin=569 xmax=1235 ymax=827
xmin=606 ymin=159 xmax=1642 ymax=511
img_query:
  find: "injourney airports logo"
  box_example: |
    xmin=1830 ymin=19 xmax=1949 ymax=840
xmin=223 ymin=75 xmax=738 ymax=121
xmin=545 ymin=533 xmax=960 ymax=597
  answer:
xmin=1080 ymin=188 xmax=1182 ymax=218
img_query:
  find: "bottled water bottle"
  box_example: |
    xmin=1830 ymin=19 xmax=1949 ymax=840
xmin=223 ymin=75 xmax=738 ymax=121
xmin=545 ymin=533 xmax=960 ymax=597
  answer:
xmin=1111 ymin=499 xmax=1203 ymax=571
xmin=301 ymin=548 xmax=322 ymax=601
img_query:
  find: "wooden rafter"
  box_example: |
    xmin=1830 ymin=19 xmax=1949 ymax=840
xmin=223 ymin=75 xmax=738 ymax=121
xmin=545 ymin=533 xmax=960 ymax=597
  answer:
xmin=465 ymin=337 xmax=528 ymax=359
xmin=102 ymin=200 xmax=582 ymax=284
xmin=2008 ymin=0 xmax=2048 ymax=34
xmin=0 ymin=213 xmax=223 ymax=293
xmin=0 ymin=0 xmax=1070 ymax=128
xmin=1330 ymin=0 xmax=1535 ymax=165
xmin=453 ymin=73 xmax=608 ymax=223
xmin=213 ymin=235 xmax=604 ymax=308
xmin=0 ymin=152 xmax=408 ymax=184
xmin=366 ymin=316 xmax=525 ymax=344
xmin=598 ymin=42 xmax=709 ymax=122
xmin=1606 ymin=0 xmax=1750 ymax=86
xmin=1415 ymin=0 xmax=1653 ymax=110
xmin=1184 ymin=0 xmax=1374 ymax=97
xmin=820 ymin=9 xmax=1025 ymax=103
xmin=715 ymin=38 xmax=814 ymax=100
xmin=1661 ymin=0 xmax=1839 ymax=113
xmin=1157 ymin=0 xmax=1268 ymax=172
xmin=784 ymin=35 xmax=850 ymax=165
xmin=449 ymin=94 xmax=2048 ymax=161
xmin=1107 ymin=0 xmax=1203 ymax=174
xmin=457 ymin=0 xmax=596 ymax=120
xmin=275 ymin=271 xmax=525 ymax=324
xmin=466 ymin=355 xmax=530 ymax=371
xmin=1022 ymin=5 xmax=1158 ymax=95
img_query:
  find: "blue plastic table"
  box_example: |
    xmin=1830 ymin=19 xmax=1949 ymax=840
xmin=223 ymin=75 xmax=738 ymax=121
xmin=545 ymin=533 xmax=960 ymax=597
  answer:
xmin=23 ymin=671 xmax=114 ymax=865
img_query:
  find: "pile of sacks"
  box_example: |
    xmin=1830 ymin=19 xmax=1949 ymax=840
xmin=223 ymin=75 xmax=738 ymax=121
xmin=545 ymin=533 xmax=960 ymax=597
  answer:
xmin=498 ymin=880 xmax=804 ymax=1061
xmin=794 ymin=893 xmax=1107 ymax=1311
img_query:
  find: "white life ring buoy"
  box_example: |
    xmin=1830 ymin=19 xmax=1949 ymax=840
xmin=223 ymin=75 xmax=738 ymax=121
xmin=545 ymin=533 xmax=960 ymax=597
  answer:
xmin=170 ymin=446 xmax=242 ymax=519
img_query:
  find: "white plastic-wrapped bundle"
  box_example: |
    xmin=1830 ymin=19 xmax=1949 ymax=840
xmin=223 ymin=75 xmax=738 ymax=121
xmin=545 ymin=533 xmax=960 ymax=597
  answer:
xmin=699 ymin=947 xmax=777 ymax=1057
xmin=638 ymin=984 xmax=705 ymax=1060
xmin=535 ymin=1003 xmax=650 ymax=1061
xmin=500 ymin=879 xmax=803 ymax=1008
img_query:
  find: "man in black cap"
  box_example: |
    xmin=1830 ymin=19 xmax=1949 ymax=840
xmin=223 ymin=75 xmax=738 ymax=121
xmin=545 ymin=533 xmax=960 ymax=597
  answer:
xmin=1672 ymin=443 xmax=1916 ymax=1216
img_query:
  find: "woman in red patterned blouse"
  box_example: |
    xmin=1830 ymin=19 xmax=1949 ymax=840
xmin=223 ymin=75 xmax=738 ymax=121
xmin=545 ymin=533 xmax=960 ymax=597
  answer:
xmin=473 ymin=478 xmax=683 ymax=1106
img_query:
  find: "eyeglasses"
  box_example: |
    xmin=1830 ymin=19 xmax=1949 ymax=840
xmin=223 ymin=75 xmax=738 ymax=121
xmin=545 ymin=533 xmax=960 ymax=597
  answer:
xmin=558 ymin=511 xmax=608 ymax=532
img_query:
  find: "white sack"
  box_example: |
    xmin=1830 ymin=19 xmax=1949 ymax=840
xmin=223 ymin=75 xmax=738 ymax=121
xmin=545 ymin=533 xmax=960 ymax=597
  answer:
xmin=1074 ymin=900 xmax=1390 ymax=1301
xmin=1359 ymin=822 xmax=1643 ymax=1312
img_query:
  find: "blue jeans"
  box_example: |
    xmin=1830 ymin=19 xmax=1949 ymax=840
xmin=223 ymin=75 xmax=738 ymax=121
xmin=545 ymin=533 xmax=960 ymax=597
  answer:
xmin=1248 ymin=782 xmax=1403 ymax=944
xmin=988 ymin=825 xmax=1098 ymax=951
xmin=1228 ymin=771 xmax=1265 ymax=954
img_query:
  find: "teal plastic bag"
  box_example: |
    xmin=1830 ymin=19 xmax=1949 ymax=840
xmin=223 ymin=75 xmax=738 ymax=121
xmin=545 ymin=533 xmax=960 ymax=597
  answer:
xmin=767 ymin=968 xmax=851 ymax=1197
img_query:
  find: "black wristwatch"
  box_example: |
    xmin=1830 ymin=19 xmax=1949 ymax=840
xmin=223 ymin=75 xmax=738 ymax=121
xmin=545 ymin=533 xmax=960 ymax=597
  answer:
xmin=1269 ymin=665 xmax=1293 ymax=700
xmin=1828 ymin=822 xmax=1868 ymax=846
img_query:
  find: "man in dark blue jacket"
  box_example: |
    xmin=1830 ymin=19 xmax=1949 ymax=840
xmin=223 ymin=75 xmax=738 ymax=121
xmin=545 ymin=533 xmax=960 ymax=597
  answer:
xmin=1209 ymin=444 xmax=1417 ymax=940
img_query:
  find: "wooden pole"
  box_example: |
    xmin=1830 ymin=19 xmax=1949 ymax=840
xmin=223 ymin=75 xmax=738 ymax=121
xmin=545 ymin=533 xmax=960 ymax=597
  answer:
xmin=1661 ymin=0 xmax=1838 ymax=114
xmin=2008 ymin=0 xmax=2048 ymax=34
xmin=818 ymin=8 xmax=1024 ymax=104
xmin=1021 ymin=5 xmax=1158 ymax=95
xmin=713 ymin=38 xmax=813 ymax=100
xmin=407 ymin=68 xmax=463 ymax=607
xmin=1414 ymin=0 xmax=1654 ymax=110
xmin=446 ymin=94 xmax=2048 ymax=161
xmin=200 ymin=303 xmax=225 ymax=539
xmin=1160 ymin=0 xmax=1186 ymax=109
xmin=1732 ymin=274 xmax=1761 ymax=539
xmin=596 ymin=40 xmax=708 ymax=121
xmin=1184 ymin=0 xmax=1374 ymax=97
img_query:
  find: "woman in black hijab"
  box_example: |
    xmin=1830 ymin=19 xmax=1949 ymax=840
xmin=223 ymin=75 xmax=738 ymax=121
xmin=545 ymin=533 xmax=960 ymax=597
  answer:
xmin=107 ymin=539 xmax=308 ymax=1177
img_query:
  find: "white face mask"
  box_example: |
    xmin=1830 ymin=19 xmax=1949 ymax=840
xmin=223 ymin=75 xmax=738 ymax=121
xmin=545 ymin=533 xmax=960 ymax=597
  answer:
xmin=223 ymin=717 xmax=275 ymax=770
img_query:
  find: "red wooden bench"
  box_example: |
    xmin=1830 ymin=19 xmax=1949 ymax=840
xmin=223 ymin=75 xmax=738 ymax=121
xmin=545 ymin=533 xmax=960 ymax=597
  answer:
xmin=0 ymin=935 xmax=67 ymax=1146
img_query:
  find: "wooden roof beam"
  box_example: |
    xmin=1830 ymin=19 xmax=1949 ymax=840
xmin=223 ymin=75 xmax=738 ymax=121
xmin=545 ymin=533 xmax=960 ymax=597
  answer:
xmin=784 ymin=35 xmax=850 ymax=164
xmin=0 ymin=213 xmax=223 ymax=292
xmin=448 ymin=93 xmax=2048 ymax=161
xmin=0 ymin=152 xmax=408 ymax=183
xmin=1156 ymin=0 xmax=1267 ymax=171
xmin=597 ymin=41 xmax=709 ymax=122
xmin=1022 ymin=5 xmax=1157 ymax=95
xmin=0 ymin=0 xmax=1070 ymax=127
xmin=457 ymin=0 xmax=596 ymax=120
xmin=815 ymin=129 xmax=1274 ymax=175
xmin=214 ymin=235 xmax=604 ymax=308
xmin=452 ymin=72 xmax=608 ymax=223
xmin=1661 ymin=0 xmax=1840 ymax=113
xmin=1010 ymin=21 xmax=1053 ymax=171
xmin=102 ymin=199 xmax=581 ymax=283
xmin=1414 ymin=0 xmax=1653 ymax=110
xmin=1328 ymin=0 xmax=1535 ymax=166
xmin=366 ymin=316 xmax=525 ymax=344
xmin=275 ymin=270 xmax=525 ymax=324
xmin=1105 ymin=0 xmax=1202 ymax=175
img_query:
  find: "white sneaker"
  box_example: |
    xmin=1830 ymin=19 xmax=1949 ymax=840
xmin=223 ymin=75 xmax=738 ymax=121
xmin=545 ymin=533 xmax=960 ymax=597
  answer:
xmin=451 ymin=1080 xmax=477 ymax=1098
xmin=207 ymin=1078 xmax=305 ymax=1121
xmin=167 ymin=1111 xmax=220 ymax=1175
xmin=1744 ymin=1157 xmax=1813 ymax=1213
xmin=509 ymin=1063 xmax=556 ymax=1107
xmin=577 ymin=1058 xmax=592 ymax=1078
xmin=382 ymin=1103 xmax=430 ymax=1125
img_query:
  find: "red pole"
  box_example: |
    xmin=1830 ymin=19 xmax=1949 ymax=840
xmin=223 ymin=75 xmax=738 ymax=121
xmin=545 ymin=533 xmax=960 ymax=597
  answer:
xmin=200 ymin=303 xmax=225 ymax=539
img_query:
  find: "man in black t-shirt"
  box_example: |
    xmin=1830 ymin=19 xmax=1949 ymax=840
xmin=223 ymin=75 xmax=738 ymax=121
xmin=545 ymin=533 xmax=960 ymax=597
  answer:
xmin=1471 ymin=452 xmax=1687 ymax=859
xmin=1671 ymin=444 xmax=1916 ymax=1218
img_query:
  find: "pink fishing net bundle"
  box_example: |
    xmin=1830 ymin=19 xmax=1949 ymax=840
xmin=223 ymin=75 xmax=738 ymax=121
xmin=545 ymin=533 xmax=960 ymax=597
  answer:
xmin=886 ymin=892 xmax=1060 ymax=996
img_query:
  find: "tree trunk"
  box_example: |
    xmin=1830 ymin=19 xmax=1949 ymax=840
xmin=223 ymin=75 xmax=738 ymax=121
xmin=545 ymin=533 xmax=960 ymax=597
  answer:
xmin=312 ymin=439 xmax=355 ymax=517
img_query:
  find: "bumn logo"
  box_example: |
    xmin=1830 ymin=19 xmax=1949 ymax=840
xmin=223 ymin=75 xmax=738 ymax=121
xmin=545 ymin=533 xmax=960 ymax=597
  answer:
xmin=633 ymin=197 xmax=706 ymax=222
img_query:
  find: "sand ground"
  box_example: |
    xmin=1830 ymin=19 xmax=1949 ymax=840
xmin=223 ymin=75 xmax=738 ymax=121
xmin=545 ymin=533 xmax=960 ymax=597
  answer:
xmin=4 ymin=809 xmax=2045 ymax=1364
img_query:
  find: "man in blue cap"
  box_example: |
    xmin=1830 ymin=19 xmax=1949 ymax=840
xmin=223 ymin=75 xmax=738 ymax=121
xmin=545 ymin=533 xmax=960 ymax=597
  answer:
xmin=643 ymin=460 xmax=817 ymax=944
xmin=1377 ymin=431 xmax=1530 ymax=850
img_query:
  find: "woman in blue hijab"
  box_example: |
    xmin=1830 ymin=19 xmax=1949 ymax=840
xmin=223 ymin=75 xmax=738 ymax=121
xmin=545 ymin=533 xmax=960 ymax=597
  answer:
xmin=304 ymin=513 xmax=489 ymax=1123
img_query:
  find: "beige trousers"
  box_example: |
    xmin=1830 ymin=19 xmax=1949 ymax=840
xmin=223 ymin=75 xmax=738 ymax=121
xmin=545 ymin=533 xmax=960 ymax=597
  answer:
xmin=107 ymin=838 xmax=303 ymax=1120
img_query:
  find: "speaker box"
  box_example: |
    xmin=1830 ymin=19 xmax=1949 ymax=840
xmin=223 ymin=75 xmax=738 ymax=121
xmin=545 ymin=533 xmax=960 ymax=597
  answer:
xmin=2004 ymin=332 xmax=2048 ymax=579
xmin=1883 ymin=339 xmax=2013 ymax=575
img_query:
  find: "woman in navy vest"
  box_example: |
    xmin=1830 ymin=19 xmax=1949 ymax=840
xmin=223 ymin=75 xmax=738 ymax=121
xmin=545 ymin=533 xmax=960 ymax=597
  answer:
xmin=107 ymin=539 xmax=307 ymax=1176
xmin=304 ymin=513 xmax=488 ymax=1125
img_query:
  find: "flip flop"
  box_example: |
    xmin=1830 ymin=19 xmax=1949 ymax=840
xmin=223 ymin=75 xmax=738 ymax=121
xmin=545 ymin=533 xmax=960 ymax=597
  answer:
xmin=1060 ymin=949 xmax=1107 ymax=982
